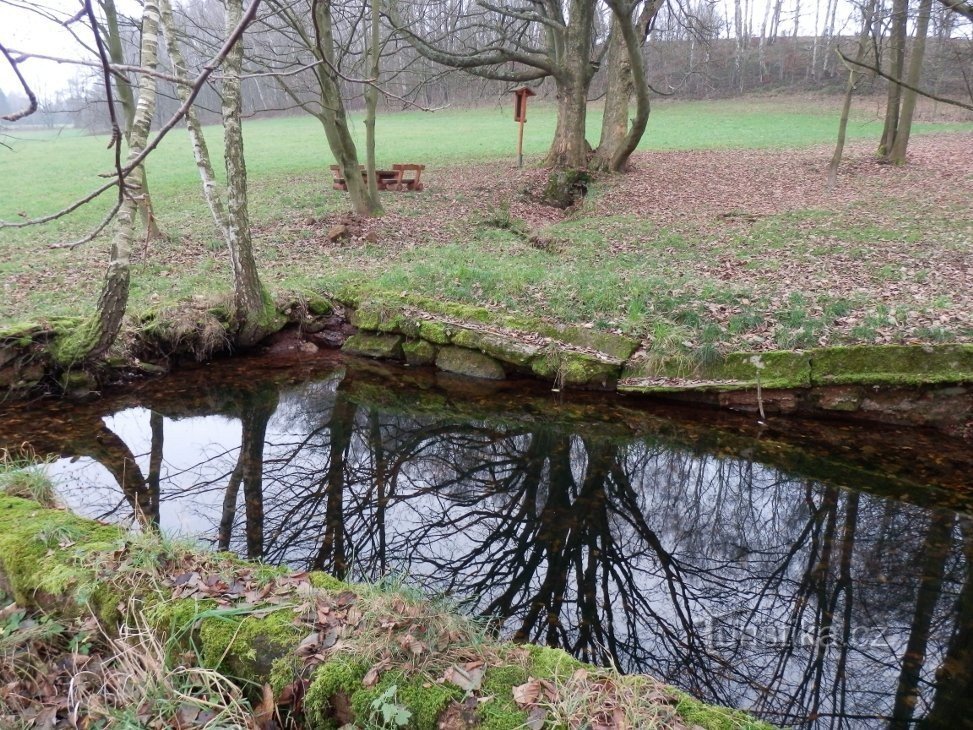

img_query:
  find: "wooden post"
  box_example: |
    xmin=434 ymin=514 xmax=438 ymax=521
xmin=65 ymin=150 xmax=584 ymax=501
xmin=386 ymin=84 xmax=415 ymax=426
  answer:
xmin=517 ymin=117 xmax=526 ymax=168
xmin=512 ymin=87 xmax=535 ymax=169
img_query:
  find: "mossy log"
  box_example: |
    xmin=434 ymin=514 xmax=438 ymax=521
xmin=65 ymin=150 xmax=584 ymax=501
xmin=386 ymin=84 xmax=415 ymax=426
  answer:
xmin=0 ymin=495 xmax=774 ymax=730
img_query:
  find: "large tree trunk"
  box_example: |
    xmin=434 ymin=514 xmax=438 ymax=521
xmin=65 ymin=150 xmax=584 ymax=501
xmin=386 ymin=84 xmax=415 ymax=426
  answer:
xmin=592 ymin=27 xmax=632 ymax=170
xmin=223 ymin=0 xmax=277 ymax=347
xmin=889 ymin=0 xmax=933 ymax=163
xmin=592 ymin=0 xmax=653 ymax=172
xmin=547 ymin=72 xmax=591 ymax=169
xmin=544 ymin=0 xmax=595 ymax=169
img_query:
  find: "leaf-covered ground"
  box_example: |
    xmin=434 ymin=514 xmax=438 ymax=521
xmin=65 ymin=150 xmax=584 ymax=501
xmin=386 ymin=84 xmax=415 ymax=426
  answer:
xmin=2 ymin=133 xmax=971 ymax=360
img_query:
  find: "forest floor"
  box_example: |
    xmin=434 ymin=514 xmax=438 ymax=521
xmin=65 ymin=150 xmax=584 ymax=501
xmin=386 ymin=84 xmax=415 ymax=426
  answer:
xmin=1 ymin=97 xmax=971 ymax=363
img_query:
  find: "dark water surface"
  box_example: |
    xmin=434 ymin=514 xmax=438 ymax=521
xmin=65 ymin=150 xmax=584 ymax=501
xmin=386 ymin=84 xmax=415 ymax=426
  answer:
xmin=2 ymin=352 xmax=972 ymax=729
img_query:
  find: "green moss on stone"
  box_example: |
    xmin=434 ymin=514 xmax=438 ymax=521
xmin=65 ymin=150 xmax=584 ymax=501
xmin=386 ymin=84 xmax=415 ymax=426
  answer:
xmin=436 ymin=346 xmax=506 ymax=380
xmin=531 ymin=351 xmax=620 ymax=388
xmin=342 ymin=333 xmax=404 ymax=360
xmin=350 ymin=304 xmax=420 ymax=337
xmin=351 ymin=670 xmax=461 ymax=729
xmin=304 ymin=656 xmax=370 ymax=729
xmin=810 ymin=344 xmax=973 ymax=386
xmin=672 ymin=688 xmax=775 ymax=730
xmin=308 ymin=571 xmax=349 ymax=592
xmin=478 ymin=664 xmax=531 ymax=729
xmin=0 ymin=496 xmax=124 ymax=618
xmin=451 ymin=329 xmax=540 ymax=368
xmin=534 ymin=323 xmax=639 ymax=361
xmin=402 ymin=339 xmax=437 ymax=366
xmin=197 ymin=606 xmax=302 ymax=680
xmin=710 ymin=350 xmax=812 ymax=389
xmin=306 ymin=294 xmax=334 ymax=317
xmin=418 ymin=320 xmax=453 ymax=345
xmin=525 ymin=644 xmax=586 ymax=678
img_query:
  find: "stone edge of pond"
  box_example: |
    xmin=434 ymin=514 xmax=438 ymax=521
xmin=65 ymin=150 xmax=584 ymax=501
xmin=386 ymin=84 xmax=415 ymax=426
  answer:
xmin=2 ymin=292 xmax=972 ymax=434
xmin=332 ymin=294 xmax=972 ymax=433
xmin=0 ymin=494 xmax=775 ymax=730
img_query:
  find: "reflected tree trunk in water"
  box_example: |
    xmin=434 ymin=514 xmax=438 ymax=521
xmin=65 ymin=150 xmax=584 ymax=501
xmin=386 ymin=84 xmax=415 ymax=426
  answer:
xmin=367 ymin=409 xmax=389 ymax=577
xmin=73 ymin=422 xmax=155 ymax=526
xmin=215 ymin=389 xmax=278 ymax=559
xmin=890 ymin=512 xmax=955 ymax=729
xmin=145 ymin=412 xmax=164 ymax=528
xmin=311 ymin=393 xmax=356 ymax=578
xmin=218 ymin=458 xmax=244 ymax=552
xmin=921 ymin=521 xmax=973 ymax=729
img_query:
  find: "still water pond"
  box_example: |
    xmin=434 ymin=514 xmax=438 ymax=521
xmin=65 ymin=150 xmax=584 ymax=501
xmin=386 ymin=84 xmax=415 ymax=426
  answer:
xmin=1 ymin=353 xmax=972 ymax=729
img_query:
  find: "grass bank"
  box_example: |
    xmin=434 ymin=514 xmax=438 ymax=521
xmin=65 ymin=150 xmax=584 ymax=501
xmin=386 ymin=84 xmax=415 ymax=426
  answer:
xmin=0 ymin=460 xmax=773 ymax=729
xmin=1 ymin=95 xmax=971 ymax=388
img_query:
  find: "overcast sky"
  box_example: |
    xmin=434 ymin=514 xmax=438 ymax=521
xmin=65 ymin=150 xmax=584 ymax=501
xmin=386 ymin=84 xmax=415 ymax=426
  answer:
xmin=0 ymin=0 xmax=97 ymax=99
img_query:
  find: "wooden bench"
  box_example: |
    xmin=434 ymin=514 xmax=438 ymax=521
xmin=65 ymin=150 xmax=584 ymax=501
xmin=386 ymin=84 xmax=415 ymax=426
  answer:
xmin=330 ymin=164 xmax=425 ymax=192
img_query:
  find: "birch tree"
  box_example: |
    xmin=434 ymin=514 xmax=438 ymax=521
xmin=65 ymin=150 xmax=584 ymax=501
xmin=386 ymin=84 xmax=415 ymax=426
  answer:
xmin=160 ymin=0 xmax=281 ymax=347
xmin=55 ymin=0 xmax=162 ymax=364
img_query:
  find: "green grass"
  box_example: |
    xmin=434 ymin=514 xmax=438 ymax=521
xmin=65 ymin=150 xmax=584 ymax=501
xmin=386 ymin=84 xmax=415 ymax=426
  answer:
xmin=3 ymin=96 xmax=970 ymax=236
xmin=1 ymin=95 xmax=971 ymax=358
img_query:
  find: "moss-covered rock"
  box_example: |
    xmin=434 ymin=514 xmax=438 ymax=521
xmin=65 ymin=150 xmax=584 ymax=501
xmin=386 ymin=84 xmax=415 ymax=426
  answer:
xmin=450 ymin=328 xmax=540 ymax=368
xmin=535 ymin=323 xmax=639 ymax=361
xmin=342 ymin=333 xmax=405 ymax=360
xmin=810 ymin=344 xmax=973 ymax=386
xmin=418 ymin=320 xmax=454 ymax=345
xmin=436 ymin=347 xmax=506 ymax=380
xmin=350 ymin=303 xmax=420 ymax=338
xmin=306 ymin=294 xmax=334 ymax=317
xmin=531 ymin=350 xmax=620 ymax=389
xmin=402 ymin=339 xmax=437 ymax=366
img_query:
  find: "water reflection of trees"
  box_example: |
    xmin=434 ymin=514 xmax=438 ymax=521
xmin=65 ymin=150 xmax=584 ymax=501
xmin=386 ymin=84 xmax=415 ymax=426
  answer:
xmin=14 ymin=375 xmax=972 ymax=728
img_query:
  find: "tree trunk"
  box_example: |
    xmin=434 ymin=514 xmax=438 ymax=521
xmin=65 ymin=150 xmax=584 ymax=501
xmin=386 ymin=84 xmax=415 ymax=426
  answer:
xmin=592 ymin=0 xmax=658 ymax=173
xmin=364 ymin=0 xmax=382 ymax=204
xmin=889 ymin=0 xmax=933 ymax=163
xmin=101 ymin=0 xmax=164 ymax=241
xmin=593 ymin=27 xmax=631 ymax=170
xmin=879 ymin=0 xmax=909 ymax=158
xmin=159 ymin=0 xmax=229 ymax=234
xmin=313 ymin=0 xmax=382 ymax=216
xmin=544 ymin=0 xmax=595 ymax=169
xmin=75 ymin=0 xmax=161 ymax=364
xmin=890 ymin=513 xmax=955 ymax=728
xmin=828 ymin=0 xmax=878 ymax=186
xmin=223 ymin=0 xmax=277 ymax=347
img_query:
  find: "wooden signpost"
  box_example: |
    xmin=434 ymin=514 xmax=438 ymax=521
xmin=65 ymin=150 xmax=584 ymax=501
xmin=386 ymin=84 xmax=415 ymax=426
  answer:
xmin=513 ymin=87 xmax=535 ymax=168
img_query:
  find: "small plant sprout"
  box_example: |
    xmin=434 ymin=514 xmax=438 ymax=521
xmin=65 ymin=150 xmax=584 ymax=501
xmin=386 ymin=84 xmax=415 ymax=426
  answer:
xmin=749 ymin=354 xmax=767 ymax=422
xmin=369 ymin=684 xmax=412 ymax=729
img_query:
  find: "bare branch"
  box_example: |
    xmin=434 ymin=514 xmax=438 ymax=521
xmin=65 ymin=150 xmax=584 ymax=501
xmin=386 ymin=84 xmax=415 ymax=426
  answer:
xmin=937 ymin=0 xmax=973 ymax=21
xmin=48 ymin=200 xmax=124 ymax=249
xmin=0 ymin=42 xmax=39 ymax=121
xmin=838 ymin=49 xmax=973 ymax=112
xmin=6 ymin=48 xmax=193 ymax=86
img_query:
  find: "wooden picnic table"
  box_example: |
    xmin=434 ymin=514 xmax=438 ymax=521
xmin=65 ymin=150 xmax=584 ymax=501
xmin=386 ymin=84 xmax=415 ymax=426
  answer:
xmin=330 ymin=164 xmax=425 ymax=192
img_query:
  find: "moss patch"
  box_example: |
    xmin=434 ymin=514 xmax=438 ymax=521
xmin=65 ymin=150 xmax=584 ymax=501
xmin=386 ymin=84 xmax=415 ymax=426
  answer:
xmin=342 ymin=333 xmax=405 ymax=360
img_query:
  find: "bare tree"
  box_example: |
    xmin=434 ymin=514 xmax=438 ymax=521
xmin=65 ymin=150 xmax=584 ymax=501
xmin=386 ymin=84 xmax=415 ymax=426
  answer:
xmin=388 ymin=0 xmax=658 ymax=170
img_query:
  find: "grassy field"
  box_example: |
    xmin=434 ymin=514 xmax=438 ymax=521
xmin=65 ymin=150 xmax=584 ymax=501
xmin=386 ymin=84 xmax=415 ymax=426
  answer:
xmin=1 ymin=95 xmax=971 ymax=358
